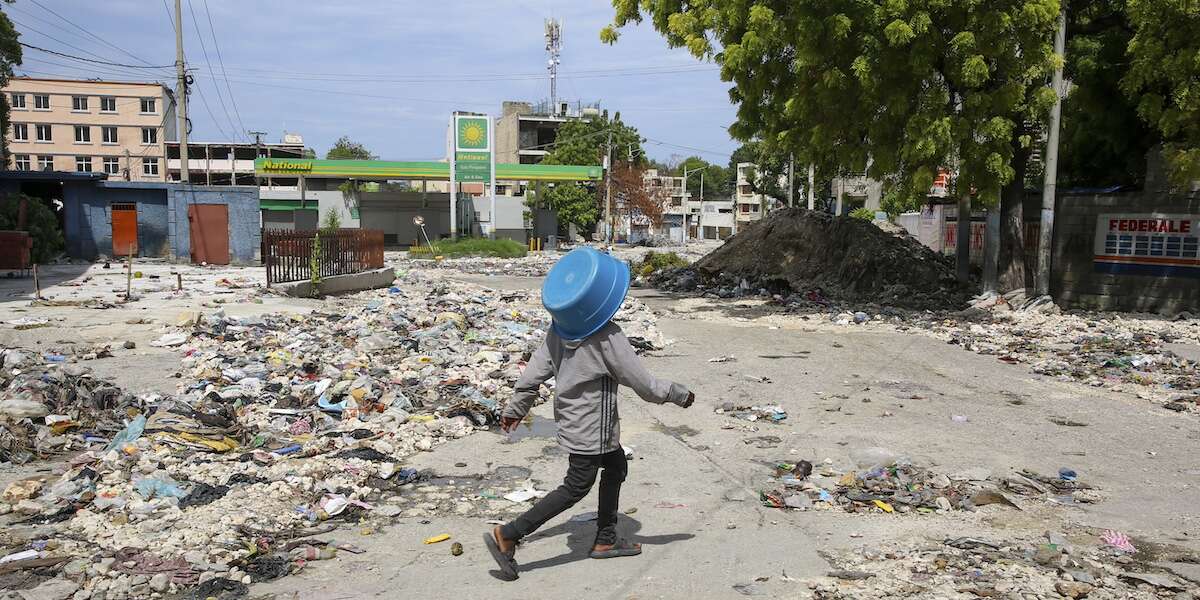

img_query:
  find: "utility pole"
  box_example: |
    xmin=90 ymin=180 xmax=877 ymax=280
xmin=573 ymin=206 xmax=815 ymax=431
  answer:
xmin=604 ymin=130 xmax=612 ymax=244
xmin=1036 ymin=6 xmax=1067 ymax=297
xmin=545 ymin=19 xmax=562 ymax=112
xmin=174 ymin=0 xmax=189 ymax=183
xmin=787 ymin=154 xmax=795 ymax=208
xmin=807 ymin=164 xmax=815 ymax=210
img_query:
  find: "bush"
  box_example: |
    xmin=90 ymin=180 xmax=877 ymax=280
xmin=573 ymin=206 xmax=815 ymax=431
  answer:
xmin=408 ymin=237 xmax=528 ymax=258
xmin=0 ymin=194 xmax=64 ymax=263
xmin=849 ymin=207 xmax=877 ymax=221
xmin=636 ymin=251 xmax=689 ymax=276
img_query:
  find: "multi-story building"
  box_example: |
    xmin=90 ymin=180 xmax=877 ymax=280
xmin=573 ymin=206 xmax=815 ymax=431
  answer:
xmin=4 ymin=77 xmax=175 ymax=181
xmin=165 ymin=134 xmax=306 ymax=186
xmin=735 ymin=162 xmax=775 ymax=224
xmin=495 ymin=100 xmax=602 ymax=165
xmin=698 ymin=198 xmax=736 ymax=240
xmin=640 ymin=168 xmax=688 ymax=242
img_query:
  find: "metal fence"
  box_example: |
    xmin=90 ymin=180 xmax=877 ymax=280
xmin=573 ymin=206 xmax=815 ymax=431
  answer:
xmin=262 ymin=229 xmax=384 ymax=286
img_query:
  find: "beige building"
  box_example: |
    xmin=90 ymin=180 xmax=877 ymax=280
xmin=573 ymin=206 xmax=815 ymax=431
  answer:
xmin=4 ymin=77 xmax=175 ymax=181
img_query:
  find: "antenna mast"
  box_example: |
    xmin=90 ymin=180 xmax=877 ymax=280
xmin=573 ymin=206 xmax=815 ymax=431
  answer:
xmin=545 ymin=18 xmax=562 ymax=113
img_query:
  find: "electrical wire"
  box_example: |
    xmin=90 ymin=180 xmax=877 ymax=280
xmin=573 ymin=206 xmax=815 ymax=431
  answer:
xmin=644 ymin=137 xmax=732 ymax=158
xmin=202 ymin=0 xmax=247 ymax=141
xmin=19 ymin=42 xmax=175 ymax=70
xmin=26 ymin=0 xmax=158 ymax=69
xmin=184 ymin=0 xmax=239 ymax=141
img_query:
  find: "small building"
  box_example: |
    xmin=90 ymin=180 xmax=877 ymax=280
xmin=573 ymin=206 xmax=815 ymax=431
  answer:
xmin=0 ymin=171 xmax=259 ymax=264
xmin=698 ymin=198 xmax=736 ymax=240
xmin=165 ymin=136 xmax=306 ymax=186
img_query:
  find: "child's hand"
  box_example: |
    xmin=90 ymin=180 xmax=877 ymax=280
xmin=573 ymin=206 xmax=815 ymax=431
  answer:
xmin=680 ymin=392 xmax=695 ymax=409
xmin=499 ymin=416 xmax=522 ymax=432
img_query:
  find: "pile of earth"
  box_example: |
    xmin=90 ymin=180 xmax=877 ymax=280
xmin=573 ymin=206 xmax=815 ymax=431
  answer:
xmin=650 ymin=209 xmax=970 ymax=310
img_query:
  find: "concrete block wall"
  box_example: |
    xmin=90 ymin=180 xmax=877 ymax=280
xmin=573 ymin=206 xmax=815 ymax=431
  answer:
xmin=165 ymin=185 xmax=260 ymax=264
xmin=1051 ymin=192 xmax=1199 ymax=314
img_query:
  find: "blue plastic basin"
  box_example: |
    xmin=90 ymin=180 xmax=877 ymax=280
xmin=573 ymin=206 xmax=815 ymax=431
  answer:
xmin=542 ymin=247 xmax=630 ymax=341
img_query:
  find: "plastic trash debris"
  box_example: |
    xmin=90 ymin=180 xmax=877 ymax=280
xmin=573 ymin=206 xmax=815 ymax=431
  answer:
xmin=1058 ymin=467 xmax=1078 ymax=481
xmin=134 ymin=477 xmax=187 ymax=500
xmin=149 ymin=333 xmax=188 ymax=347
xmin=423 ymin=534 xmax=451 ymax=545
xmin=451 ymin=542 xmax=464 ymax=556
xmin=104 ymin=414 xmax=147 ymax=452
xmin=569 ymin=511 xmax=599 ymax=522
xmin=1100 ymin=530 xmax=1136 ymax=553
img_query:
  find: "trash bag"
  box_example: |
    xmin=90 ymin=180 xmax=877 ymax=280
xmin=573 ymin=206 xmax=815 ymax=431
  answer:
xmin=105 ymin=414 xmax=147 ymax=452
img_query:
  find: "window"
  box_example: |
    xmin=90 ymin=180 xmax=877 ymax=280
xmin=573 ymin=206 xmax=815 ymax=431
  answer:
xmin=72 ymin=96 xmax=88 ymax=111
xmin=740 ymin=204 xmax=750 ymax=213
xmin=142 ymin=157 xmax=159 ymax=176
xmin=37 ymin=156 xmax=53 ymax=171
xmin=75 ymin=156 xmax=93 ymax=172
xmin=13 ymin=154 xmax=30 ymax=171
xmin=102 ymin=126 xmax=118 ymax=144
xmin=100 ymin=96 xmax=116 ymax=112
xmin=33 ymin=94 xmax=49 ymax=110
xmin=10 ymin=93 xmax=25 ymax=109
xmin=12 ymin=123 xmax=27 ymax=141
xmin=141 ymin=127 xmax=157 ymax=144
xmin=103 ymin=157 xmax=120 ymax=175
xmin=140 ymin=98 xmax=156 ymax=114
xmin=74 ymin=125 xmax=91 ymax=143
xmin=35 ymin=124 xmax=52 ymax=142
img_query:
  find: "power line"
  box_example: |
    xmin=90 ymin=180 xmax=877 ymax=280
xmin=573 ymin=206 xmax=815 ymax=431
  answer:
xmin=26 ymin=0 xmax=156 ymax=68
xmin=202 ymin=0 xmax=247 ymax=141
xmin=643 ymin=137 xmax=732 ymax=158
xmin=184 ymin=0 xmax=240 ymax=141
xmin=19 ymin=42 xmax=175 ymax=69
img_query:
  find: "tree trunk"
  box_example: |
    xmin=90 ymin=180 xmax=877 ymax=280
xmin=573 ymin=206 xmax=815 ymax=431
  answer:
xmin=998 ymin=142 xmax=1032 ymax=292
xmin=956 ymin=194 xmax=971 ymax=284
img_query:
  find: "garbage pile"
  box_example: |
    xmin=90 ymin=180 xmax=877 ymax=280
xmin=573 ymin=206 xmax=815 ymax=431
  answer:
xmin=0 ymin=271 xmax=669 ymax=598
xmin=810 ymin=532 xmax=1193 ymax=599
xmin=759 ymin=448 xmax=1101 ymax=515
xmin=396 ymin=254 xmax=561 ymax=278
xmin=648 ymin=209 xmax=970 ymax=310
xmin=910 ymin=296 xmax=1200 ymax=411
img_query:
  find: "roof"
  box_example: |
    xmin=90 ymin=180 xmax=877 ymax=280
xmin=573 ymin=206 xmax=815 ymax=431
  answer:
xmin=7 ymin=76 xmax=167 ymax=88
xmin=0 ymin=170 xmax=108 ymax=182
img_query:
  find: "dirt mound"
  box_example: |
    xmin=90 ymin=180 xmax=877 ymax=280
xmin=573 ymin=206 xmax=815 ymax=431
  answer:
xmin=654 ymin=209 xmax=968 ymax=309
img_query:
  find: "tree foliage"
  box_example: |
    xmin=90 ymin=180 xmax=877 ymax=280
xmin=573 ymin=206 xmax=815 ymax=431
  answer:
xmin=540 ymin=113 xmax=646 ymax=231
xmin=611 ymin=162 xmax=665 ymax=228
xmin=0 ymin=195 xmax=63 ymax=263
xmin=605 ymin=1 xmax=1062 ymax=207
xmin=676 ymin=156 xmax=732 ymax=201
xmin=325 ymin=136 xmax=375 ymax=160
xmin=1122 ymin=0 xmax=1200 ymax=185
xmin=0 ymin=1 xmax=22 ymax=165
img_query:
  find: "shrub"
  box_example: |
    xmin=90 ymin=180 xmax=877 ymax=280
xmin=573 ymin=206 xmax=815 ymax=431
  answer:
xmin=849 ymin=207 xmax=877 ymax=221
xmin=0 ymin=194 xmax=64 ymax=263
xmin=636 ymin=251 xmax=689 ymax=276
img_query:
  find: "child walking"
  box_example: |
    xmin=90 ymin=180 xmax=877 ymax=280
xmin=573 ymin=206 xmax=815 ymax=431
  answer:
xmin=484 ymin=247 xmax=693 ymax=580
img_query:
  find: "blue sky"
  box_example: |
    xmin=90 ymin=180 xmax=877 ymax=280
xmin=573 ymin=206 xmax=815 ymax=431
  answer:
xmin=7 ymin=0 xmax=739 ymax=164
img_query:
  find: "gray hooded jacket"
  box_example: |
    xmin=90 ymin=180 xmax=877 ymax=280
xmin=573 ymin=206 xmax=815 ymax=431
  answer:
xmin=502 ymin=322 xmax=690 ymax=455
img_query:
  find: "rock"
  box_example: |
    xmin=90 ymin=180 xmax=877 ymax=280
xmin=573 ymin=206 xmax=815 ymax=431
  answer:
xmin=2 ymin=479 xmax=43 ymax=503
xmin=18 ymin=578 xmax=80 ymax=600
xmin=62 ymin=559 xmax=90 ymax=579
xmin=1055 ymin=580 xmax=1093 ymax=598
xmin=122 ymin=341 xmax=135 ymax=350
xmin=15 ymin=498 xmax=45 ymax=514
xmin=935 ymin=497 xmax=952 ymax=511
xmin=148 ymin=574 xmax=168 ymax=593
xmin=95 ymin=557 xmax=115 ymax=575
xmin=930 ymin=473 xmax=951 ymax=489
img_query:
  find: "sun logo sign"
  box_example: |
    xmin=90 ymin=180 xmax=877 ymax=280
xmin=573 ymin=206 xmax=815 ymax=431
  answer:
xmin=456 ymin=117 xmax=489 ymax=151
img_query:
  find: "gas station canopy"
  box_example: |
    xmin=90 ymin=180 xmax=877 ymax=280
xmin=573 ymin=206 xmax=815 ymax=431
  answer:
xmin=254 ymin=158 xmax=602 ymax=182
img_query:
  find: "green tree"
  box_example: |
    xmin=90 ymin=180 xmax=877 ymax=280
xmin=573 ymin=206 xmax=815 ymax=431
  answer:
xmin=325 ymin=136 xmax=375 ymax=160
xmin=541 ymin=112 xmax=645 ymax=231
xmin=677 ymin=156 xmax=732 ymax=201
xmin=0 ymin=195 xmax=63 ymax=263
xmin=301 ymin=147 xmax=316 ymax=159
xmin=729 ymin=141 xmax=802 ymax=204
xmin=0 ymin=2 xmax=22 ymax=166
xmin=1058 ymin=1 xmax=1156 ymax=188
xmin=1122 ymin=0 xmax=1200 ymax=186
xmin=606 ymin=0 xmax=1061 ymax=290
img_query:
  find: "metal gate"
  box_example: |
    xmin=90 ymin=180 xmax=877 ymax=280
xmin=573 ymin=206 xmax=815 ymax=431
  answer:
xmin=188 ymin=204 xmax=230 ymax=265
xmin=111 ymin=203 xmax=138 ymax=257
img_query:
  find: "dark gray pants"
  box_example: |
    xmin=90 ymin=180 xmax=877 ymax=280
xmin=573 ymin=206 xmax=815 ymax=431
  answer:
xmin=501 ymin=449 xmax=627 ymax=545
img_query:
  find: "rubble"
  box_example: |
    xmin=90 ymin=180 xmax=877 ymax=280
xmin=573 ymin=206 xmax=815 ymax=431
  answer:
xmin=649 ymin=209 xmax=970 ymax=309
xmin=0 ymin=269 xmax=669 ymax=598
xmin=809 ymin=532 xmax=1191 ymax=599
xmin=758 ymin=450 xmax=1101 ymax=515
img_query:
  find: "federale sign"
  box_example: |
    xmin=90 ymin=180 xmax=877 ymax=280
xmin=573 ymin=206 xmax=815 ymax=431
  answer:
xmin=1094 ymin=214 xmax=1200 ymax=277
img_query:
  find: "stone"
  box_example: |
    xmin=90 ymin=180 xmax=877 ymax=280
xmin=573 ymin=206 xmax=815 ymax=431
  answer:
xmin=148 ymin=574 xmax=168 ymax=593
xmin=62 ymin=559 xmax=90 ymax=579
xmin=18 ymin=578 xmax=80 ymax=600
xmin=1055 ymin=580 xmax=1093 ymax=598
xmin=930 ymin=473 xmax=951 ymax=489
xmin=122 ymin=341 xmax=135 ymax=350
xmin=15 ymin=498 xmax=44 ymax=514
xmin=935 ymin=497 xmax=952 ymax=511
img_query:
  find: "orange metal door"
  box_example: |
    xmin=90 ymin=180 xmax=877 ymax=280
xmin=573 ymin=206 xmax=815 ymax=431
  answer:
xmin=187 ymin=204 xmax=230 ymax=265
xmin=111 ymin=203 xmax=138 ymax=257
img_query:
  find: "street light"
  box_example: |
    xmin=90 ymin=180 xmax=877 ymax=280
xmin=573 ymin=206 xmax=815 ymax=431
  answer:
xmin=681 ymin=166 xmax=705 ymax=244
